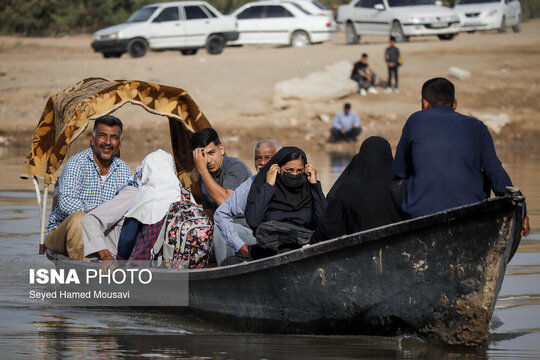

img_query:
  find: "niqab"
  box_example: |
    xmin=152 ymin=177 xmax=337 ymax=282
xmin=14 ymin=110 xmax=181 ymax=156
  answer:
xmin=247 ymin=146 xmax=312 ymax=212
xmin=311 ymin=137 xmax=402 ymax=243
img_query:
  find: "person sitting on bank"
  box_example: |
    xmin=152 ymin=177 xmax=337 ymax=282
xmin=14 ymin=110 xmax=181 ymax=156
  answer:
xmin=330 ymin=103 xmax=362 ymax=143
xmin=245 ymin=147 xmax=327 ymax=258
xmin=311 ymin=137 xmax=403 ymax=244
xmin=351 ymin=53 xmax=378 ymax=96
xmin=116 ymin=150 xmax=198 ymax=261
xmin=393 ymin=77 xmax=530 ymax=237
xmin=213 ymin=139 xmax=282 ymax=265
xmin=44 ymin=115 xmax=130 ymax=260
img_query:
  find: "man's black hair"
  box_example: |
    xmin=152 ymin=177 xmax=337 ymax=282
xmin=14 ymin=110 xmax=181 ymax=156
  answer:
xmin=389 ymin=36 xmax=396 ymax=42
xmin=190 ymin=128 xmax=221 ymax=150
xmin=344 ymin=103 xmax=351 ymax=110
xmin=93 ymin=115 xmax=123 ymax=136
xmin=361 ymin=53 xmax=368 ymax=58
xmin=421 ymin=77 xmax=455 ymax=107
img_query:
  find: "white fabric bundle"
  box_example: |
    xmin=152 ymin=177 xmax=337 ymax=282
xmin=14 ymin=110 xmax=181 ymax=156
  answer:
xmin=124 ymin=149 xmax=182 ymax=224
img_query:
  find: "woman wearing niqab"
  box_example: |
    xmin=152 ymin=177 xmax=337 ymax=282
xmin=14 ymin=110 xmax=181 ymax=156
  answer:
xmin=245 ymin=147 xmax=327 ymax=255
xmin=310 ymin=137 xmax=403 ymax=244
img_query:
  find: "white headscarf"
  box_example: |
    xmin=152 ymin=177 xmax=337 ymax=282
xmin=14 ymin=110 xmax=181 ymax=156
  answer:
xmin=124 ymin=149 xmax=182 ymax=224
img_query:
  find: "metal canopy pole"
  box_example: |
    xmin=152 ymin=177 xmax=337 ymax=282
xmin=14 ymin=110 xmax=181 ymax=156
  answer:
xmin=32 ymin=177 xmax=42 ymax=217
xmin=39 ymin=185 xmax=49 ymax=254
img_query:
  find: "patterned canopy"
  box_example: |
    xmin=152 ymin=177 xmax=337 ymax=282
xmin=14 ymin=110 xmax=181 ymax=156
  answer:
xmin=20 ymin=77 xmax=211 ymax=196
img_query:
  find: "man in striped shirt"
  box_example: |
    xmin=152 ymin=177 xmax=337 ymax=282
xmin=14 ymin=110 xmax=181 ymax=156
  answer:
xmin=45 ymin=115 xmax=131 ymax=260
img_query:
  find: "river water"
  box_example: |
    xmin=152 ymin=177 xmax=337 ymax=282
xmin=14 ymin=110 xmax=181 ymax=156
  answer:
xmin=0 ymin=147 xmax=538 ymax=359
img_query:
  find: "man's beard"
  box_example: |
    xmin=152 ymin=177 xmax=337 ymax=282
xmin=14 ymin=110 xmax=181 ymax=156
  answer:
xmin=92 ymin=144 xmax=114 ymax=162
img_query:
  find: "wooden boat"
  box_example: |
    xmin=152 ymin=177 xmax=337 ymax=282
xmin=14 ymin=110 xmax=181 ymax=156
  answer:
xmin=46 ymin=191 xmax=526 ymax=346
xmin=24 ymin=78 xmax=526 ymax=346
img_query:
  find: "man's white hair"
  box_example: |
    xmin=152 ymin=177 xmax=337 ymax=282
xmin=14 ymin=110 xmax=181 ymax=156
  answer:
xmin=254 ymin=139 xmax=282 ymax=154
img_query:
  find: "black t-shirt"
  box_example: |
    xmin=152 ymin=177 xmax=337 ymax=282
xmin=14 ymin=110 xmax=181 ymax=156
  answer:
xmin=199 ymin=156 xmax=252 ymax=210
xmin=351 ymin=61 xmax=368 ymax=79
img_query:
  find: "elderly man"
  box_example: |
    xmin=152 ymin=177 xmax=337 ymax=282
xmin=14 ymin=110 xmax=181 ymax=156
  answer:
xmin=393 ymin=77 xmax=530 ymax=237
xmin=44 ymin=115 xmax=131 ymax=260
xmin=214 ymin=139 xmax=282 ymax=265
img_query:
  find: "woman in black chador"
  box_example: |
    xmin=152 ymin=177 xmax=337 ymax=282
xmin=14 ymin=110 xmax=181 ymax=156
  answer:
xmin=311 ymin=136 xmax=403 ymax=244
xmin=245 ymin=146 xmax=327 ymax=257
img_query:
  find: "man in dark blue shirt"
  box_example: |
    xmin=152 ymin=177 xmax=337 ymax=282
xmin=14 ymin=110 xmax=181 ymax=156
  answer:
xmin=393 ymin=78 xmax=527 ymax=230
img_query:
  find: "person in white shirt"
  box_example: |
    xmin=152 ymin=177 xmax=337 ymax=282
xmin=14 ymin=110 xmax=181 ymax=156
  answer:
xmin=330 ymin=103 xmax=362 ymax=143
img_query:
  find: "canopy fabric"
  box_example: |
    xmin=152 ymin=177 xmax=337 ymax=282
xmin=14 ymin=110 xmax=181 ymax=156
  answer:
xmin=20 ymin=77 xmax=211 ymax=196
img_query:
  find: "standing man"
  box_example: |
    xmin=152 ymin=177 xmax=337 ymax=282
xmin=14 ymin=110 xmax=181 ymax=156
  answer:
xmin=330 ymin=103 xmax=362 ymax=143
xmin=214 ymin=139 xmax=282 ymax=265
xmin=45 ymin=115 xmax=131 ymax=260
xmin=351 ymin=53 xmax=378 ymax=96
xmin=191 ymin=128 xmax=252 ymax=220
xmin=392 ymin=77 xmax=529 ymax=237
xmin=384 ymin=36 xmax=401 ymax=93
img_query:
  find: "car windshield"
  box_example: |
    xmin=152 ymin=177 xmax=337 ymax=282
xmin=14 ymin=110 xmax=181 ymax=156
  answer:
xmin=312 ymin=0 xmax=328 ymax=9
xmin=286 ymin=2 xmax=312 ymax=14
xmin=388 ymin=0 xmax=435 ymax=6
xmin=127 ymin=6 xmax=158 ymax=22
xmin=457 ymin=0 xmax=498 ymax=4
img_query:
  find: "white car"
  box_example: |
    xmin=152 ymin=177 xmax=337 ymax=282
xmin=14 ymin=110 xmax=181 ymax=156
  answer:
xmin=454 ymin=0 xmax=521 ymax=33
xmin=337 ymin=0 xmax=461 ymax=43
xmin=229 ymin=0 xmax=336 ymax=47
xmin=91 ymin=1 xmax=238 ymax=58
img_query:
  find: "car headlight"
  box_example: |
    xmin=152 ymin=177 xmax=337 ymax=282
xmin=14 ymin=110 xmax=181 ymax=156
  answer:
xmin=487 ymin=9 xmax=498 ymax=16
xmin=109 ymin=32 xmax=119 ymax=39
xmin=406 ymin=17 xmax=422 ymax=24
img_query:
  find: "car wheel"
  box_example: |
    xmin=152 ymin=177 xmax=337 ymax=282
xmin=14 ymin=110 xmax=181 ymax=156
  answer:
xmin=498 ymin=16 xmax=507 ymax=33
xmin=390 ymin=21 xmax=408 ymax=42
xmin=127 ymin=38 xmax=148 ymax=58
xmin=437 ymin=34 xmax=456 ymax=40
xmin=346 ymin=22 xmax=359 ymax=44
xmin=181 ymin=49 xmax=198 ymax=55
xmin=291 ymin=30 xmax=310 ymax=47
xmin=102 ymin=52 xmax=123 ymax=58
xmin=512 ymin=15 xmax=521 ymax=32
xmin=206 ymin=34 xmax=225 ymax=55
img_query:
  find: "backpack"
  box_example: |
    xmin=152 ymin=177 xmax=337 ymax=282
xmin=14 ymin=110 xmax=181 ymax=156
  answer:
xmin=150 ymin=187 xmax=213 ymax=269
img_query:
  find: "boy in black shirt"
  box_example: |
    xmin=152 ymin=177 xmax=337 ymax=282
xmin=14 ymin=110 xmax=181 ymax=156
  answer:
xmin=350 ymin=53 xmax=378 ymax=96
xmin=385 ymin=36 xmax=401 ymax=93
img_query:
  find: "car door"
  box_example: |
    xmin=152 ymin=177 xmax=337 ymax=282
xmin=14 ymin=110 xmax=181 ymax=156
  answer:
xmin=357 ymin=0 xmax=389 ymax=34
xmin=148 ymin=6 xmax=184 ymax=48
xmin=262 ymin=5 xmax=296 ymax=44
xmin=236 ymin=5 xmax=266 ymax=44
xmin=182 ymin=5 xmax=211 ymax=47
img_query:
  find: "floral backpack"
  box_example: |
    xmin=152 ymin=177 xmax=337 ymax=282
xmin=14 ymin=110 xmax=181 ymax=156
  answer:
xmin=150 ymin=187 xmax=213 ymax=269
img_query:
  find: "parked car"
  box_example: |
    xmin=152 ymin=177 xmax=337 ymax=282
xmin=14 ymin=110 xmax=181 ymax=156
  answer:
xmin=285 ymin=0 xmax=334 ymax=16
xmin=454 ymin=0 xmax=521 ymax=33
xmin=337 ymin=0 xmax=461 ymax=43
xmin=91 ymin=1 xmax=239 ymax=58
xmin=229 ymin=0 xmax=336 ymax=47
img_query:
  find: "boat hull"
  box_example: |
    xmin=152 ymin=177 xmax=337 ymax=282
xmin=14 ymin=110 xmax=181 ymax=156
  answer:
xmin=46 ymin=195 xmax=524 ymax=346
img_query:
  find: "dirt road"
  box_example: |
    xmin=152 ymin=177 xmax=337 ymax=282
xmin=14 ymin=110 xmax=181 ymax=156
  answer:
xmin=0 ymin=20 xmax=539 ymax=154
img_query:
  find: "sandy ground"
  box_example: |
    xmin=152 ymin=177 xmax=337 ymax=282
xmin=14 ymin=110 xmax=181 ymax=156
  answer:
xmin=1 ymin=20 xmax=539 ymax=154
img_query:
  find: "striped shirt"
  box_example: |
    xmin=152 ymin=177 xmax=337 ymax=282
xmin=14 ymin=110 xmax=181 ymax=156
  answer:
xmin=46 ymin=147 xmax=131 ymax=233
